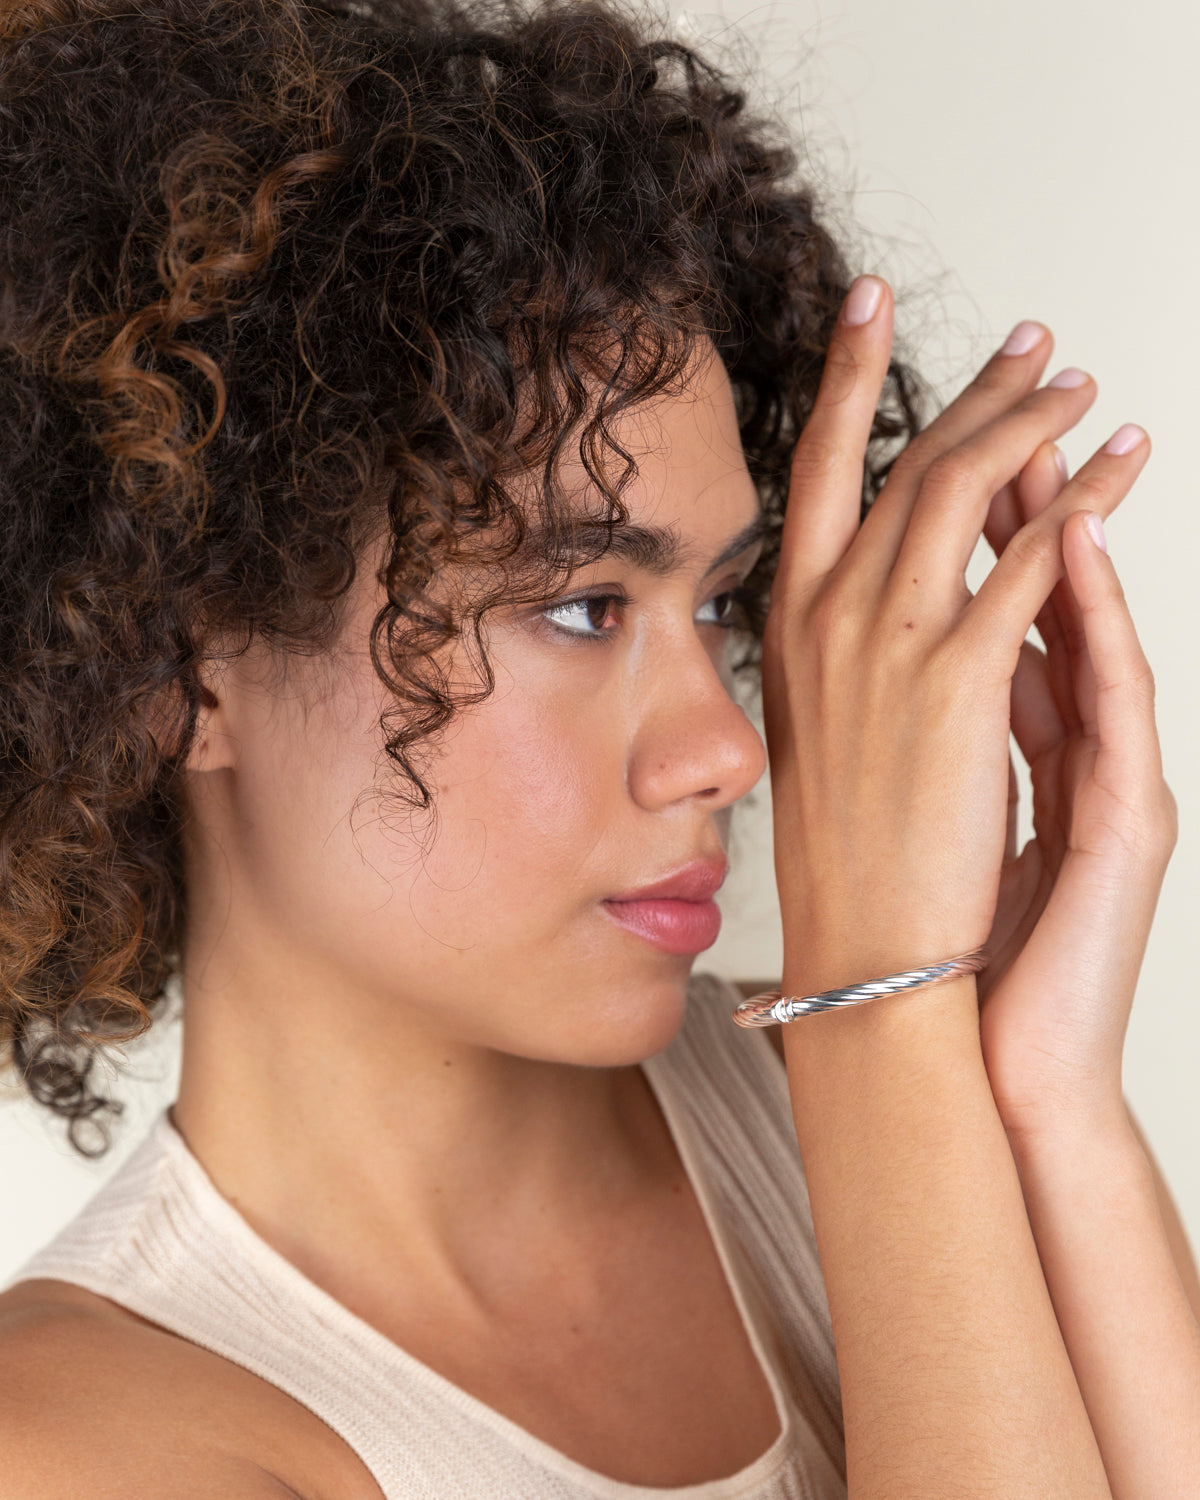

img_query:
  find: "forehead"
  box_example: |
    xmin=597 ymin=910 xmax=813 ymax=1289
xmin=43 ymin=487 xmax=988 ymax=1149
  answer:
xmin=501 ymin=340 xmax=765 ymax=585
xmin=513 ymin=336 xmax=762 ymax=569
xmin=570 ymin=337 xmax=754 ymax=512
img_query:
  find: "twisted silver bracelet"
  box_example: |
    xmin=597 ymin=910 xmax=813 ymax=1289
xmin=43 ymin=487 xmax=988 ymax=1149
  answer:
xmin=731 ymin=945 xmax=991 ymax=1028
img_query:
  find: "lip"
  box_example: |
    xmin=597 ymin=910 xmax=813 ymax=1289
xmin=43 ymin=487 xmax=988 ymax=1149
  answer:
xmin=605 ymin=858 xmax=728 ymax=903
xmin=601 ymin=858 xmax=728 ymax=956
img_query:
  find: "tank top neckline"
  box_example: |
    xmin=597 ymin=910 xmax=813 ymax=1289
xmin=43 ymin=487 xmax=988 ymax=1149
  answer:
xmin=147 ymin=1044 xmax=796 ymax=1498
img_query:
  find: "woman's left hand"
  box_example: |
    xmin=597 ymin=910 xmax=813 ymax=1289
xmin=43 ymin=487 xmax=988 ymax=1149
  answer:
xmin=974 ymin=430 xmax=1178 ymax=1140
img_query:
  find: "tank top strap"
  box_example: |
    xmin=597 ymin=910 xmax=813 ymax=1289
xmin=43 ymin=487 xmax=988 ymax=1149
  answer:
xmin=643 ymin=973 xmax=844 ymax=1485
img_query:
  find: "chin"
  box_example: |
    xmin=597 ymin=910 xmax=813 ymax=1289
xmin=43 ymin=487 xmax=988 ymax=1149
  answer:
xmin=550 ymin=968 xmax=694 ymax=1069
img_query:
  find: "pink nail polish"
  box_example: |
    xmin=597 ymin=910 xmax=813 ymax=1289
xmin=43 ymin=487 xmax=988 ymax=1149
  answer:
xmin=1103 ymin=423 xmax=1146 ymax=456
xmin=1047 ymin=367 xmax=1089 ymax=389
xmin=843 ymin=277 xmax=883 ymax=326
xmin=1054 ymin=447 xmax=1070 ymax=481
xmin=1000 ymin=321 xmax=1044 ymax=356
xmin=1085 ymin=514 xmax=1107 ymax=553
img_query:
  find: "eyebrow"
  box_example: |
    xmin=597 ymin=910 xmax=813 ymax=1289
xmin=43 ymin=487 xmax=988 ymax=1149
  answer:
xmin=542 ymin=509 xmax=769 ymax=580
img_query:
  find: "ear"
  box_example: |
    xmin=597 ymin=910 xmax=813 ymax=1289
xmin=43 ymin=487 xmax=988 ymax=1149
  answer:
xmin=181 ymin=670 xmax=238 ymax=773
xmin=145 ymin=659 xmax=238 ymax=773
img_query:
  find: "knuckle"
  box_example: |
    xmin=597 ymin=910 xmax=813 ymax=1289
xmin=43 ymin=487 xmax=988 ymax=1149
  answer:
xmin=823 ymin=339 xmax=870 ymax=397
xmin=883 ymin=442 xmax=927 ymax=488
xmin=921 ymin=448 xmax=978 ymax=497
xmin=1098 ymin=661 xmax=1155 ymax=708
xmin=1131 ymin=660 xmax=1158 ymax=705
xmin=1068 ymin=472 xmax=1111 ymax=510
xmin=1135 ymin=789 xmax=1177 ymax=864
xmin=789 ymin=438 xmax=839 ymax=488
xmin=806 ymin=343 xmax=875 ymax=429
xmin=807 ymin=577 xmax=859 ymax=645
xmin=1158 ymin=782 xmax=1181 ymax=849
xmin=1005 ymin=520 xmax=1060 ymax=572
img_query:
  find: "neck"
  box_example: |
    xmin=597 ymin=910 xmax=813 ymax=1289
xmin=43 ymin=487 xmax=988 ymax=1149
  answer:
xmin=171 ymin=921 xmax=682 ymax=1305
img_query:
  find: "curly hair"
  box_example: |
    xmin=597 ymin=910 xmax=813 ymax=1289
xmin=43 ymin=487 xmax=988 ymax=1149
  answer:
xmin=0 ymin=0 xmax=923 ymax=1156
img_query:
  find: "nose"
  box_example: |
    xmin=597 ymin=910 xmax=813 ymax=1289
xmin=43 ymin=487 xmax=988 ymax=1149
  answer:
xmin=626 ymin=641 xmax=767 ymax=814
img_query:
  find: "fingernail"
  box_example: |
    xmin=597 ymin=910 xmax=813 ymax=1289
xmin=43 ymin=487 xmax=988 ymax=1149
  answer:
xmin=843 ymin=277 xmax=883 ymax=326
xmin=1054 ymin=446 xmax=1070 ymax=482
xmin=1000 ymin=321 xmax=1044 ymax=356
xmin=1047 ymin=367 xmax=1089 ymax=389
xmin=1085 ymin=513 xmax=1107 ymax=553
xmin=1104 ymin=423 xmax=1146 ymax=456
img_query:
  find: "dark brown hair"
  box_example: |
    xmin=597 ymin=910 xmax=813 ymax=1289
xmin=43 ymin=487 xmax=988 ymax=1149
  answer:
xmin=0 ymin=0 xmax=922 ymax=1156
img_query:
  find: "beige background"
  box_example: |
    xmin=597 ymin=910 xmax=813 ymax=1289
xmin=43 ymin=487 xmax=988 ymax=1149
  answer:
xmin=2 ymin=0 xmax=1197 ymax=1279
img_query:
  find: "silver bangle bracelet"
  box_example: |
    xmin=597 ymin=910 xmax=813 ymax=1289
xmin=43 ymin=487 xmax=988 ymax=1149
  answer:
xmin=731 ymin=945 xmax=991 ymax=1028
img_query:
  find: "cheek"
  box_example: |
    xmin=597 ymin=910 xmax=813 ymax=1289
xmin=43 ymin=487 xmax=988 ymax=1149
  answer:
xmin=226 ymin=637 xmax=630 ymax=995
xmin=411 ymin=680 xmax=618 ymax=926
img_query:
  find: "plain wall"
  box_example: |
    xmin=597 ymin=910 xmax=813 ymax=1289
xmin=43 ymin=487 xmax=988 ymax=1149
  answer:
xmin=2 ymin=0 xmax=1197 ymax=1279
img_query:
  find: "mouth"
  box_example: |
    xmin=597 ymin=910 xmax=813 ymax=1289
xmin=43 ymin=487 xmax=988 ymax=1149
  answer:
xmin=600 ymin=895 xmax=722 ymax=955
xmin=601 ymin=857 xmax=727 ymax=955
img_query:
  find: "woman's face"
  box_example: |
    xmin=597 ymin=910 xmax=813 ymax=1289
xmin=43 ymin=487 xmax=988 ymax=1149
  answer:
xmin=183 ymin=338 xmax=768 ymax=1066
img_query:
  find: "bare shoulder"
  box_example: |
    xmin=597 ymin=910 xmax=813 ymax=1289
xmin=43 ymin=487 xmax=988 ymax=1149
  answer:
xmin=0 ymin=1280 xmax=384 ymax=1500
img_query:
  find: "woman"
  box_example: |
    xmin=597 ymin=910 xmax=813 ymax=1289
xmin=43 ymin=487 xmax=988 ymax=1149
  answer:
xmin=0 ymin=0 xmax=1197 ymax=1493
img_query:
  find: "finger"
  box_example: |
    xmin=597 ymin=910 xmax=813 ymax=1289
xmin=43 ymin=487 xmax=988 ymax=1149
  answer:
xmin=1010 ymin=636 xmax=1066 ymax=768
xmin=984 ymin=441 xmax=1082 ymax=737
xmin=888 ymin=369 xmax=1097 ymax=608
xmin=1061 ymin=506 xmax=1166 ymax=787
xmin=1004 ymin=741 xmax=1019 ymax=865
xmin=985 ymin=440 xmax=1066 ymax=552
xmin=1015 ymin=446 xmax=1087 ymax=737
xmin=854 ymin=321 xmax=1056 ymax=568
xmin=776 ymin=276 xmax=894 ymax=599
xmin=981 ymin=476 xmax=1024 ymax=560
xmin=955 ymin=423 xmax=1151 ymax=677
xmin=979 ymin=443 xmax=1060 ymax=585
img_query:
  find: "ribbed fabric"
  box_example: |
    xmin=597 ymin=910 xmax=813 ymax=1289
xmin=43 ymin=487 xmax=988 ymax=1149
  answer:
xmin=2 ymin=971 xmax=845 ymax=1498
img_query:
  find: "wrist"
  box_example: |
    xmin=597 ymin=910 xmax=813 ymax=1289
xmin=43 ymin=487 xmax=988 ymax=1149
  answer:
xmin=780 ymin=972 xmax=984 ymax=1089
xmin=779 ymin=931 xmax=989 ymax=1001
xmin=999 ymin=1091 xmax=1136 ymax=1166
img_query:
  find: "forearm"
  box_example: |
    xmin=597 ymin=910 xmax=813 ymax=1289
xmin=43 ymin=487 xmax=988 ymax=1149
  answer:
xmin=783 ymin=973 xmax=1110 ymax=1498
xmin=1006 ymin=1106 xmax=1200 ymax=1498
xmin=1124 ymin=1101 xmax=1200 ymax=1324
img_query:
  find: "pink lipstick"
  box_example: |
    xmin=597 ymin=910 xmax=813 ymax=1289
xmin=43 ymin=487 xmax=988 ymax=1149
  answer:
xmin=602 ymin=859 xmax=727 ymax=956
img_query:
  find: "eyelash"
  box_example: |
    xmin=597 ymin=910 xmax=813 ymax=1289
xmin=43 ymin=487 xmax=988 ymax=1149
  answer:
xmin=538 ymin=585 xmax=755 ymax=643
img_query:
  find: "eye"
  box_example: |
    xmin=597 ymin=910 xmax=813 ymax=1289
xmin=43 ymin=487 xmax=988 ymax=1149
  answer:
xmin=695 ymin=587 xmax=753 ymax=630
xmin=539 ymin=592 xmax=625 ymax=639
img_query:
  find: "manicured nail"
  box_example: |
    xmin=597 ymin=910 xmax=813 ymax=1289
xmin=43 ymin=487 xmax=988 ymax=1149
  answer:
xmin=1104 ymin=423 xmax=1146 ymax=456
xmin=1054 ymin=446 xmax=1070 ymax=482
xmin=1047 ymin=367 xmax=1089 ymax=389
xmin=1000 ymin=321 xmax=1044 ymax=356
xmin=843 ymin=277 xmax=883 ymax=326
xmin=1085 ymin=513 xmax=1107 ymax=553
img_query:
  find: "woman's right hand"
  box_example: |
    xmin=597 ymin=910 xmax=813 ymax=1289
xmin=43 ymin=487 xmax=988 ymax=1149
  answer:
xmin=760 ymin=276 xmax=1151 ymax=1001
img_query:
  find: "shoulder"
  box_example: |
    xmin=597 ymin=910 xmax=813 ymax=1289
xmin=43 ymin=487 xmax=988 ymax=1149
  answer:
xmin=0 ymin=1280 xmax=381 ymax=1500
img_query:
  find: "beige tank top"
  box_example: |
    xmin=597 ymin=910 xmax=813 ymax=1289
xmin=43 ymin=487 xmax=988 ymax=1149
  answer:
xmin=2 ymin=971 xmax=846 ymax=1499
